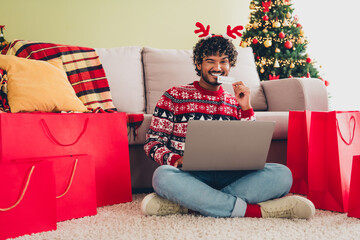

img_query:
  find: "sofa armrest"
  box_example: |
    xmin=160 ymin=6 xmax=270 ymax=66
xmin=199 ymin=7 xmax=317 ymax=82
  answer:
xmin=261 ymin=78 xmax=328 ymax=111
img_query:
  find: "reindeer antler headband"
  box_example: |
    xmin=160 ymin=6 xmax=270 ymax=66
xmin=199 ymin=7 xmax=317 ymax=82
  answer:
xmin=194 ymin=22 xmax=243 ymax=39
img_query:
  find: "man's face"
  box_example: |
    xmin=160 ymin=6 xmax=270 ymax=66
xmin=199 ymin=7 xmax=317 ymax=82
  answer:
xmin=197 ymin=54 xmax=230 ymax=86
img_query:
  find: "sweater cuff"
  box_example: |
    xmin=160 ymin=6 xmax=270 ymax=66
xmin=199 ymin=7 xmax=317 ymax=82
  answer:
xmin=240 ymin=108 xmax=255 ymax=119
xmin=168 ymin=154 xmax=182 ymax=166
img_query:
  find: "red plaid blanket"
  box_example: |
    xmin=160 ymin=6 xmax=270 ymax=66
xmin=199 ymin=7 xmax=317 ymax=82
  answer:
xmin=1 ymin=40 xmax=116 ymax=112
xmin=0 ymin=40 xmax=144 ymax=138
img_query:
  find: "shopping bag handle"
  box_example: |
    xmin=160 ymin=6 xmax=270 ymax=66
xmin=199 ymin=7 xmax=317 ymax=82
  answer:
xmin=41 ymin=118 xmax=89 ymax=146
xmin=0 ymin=166 xmax=35 ymax=211
xmin=56 ymin=158 xmax=78 ymax=199
xmin=336 ymin=116 xmax=356 ymax=145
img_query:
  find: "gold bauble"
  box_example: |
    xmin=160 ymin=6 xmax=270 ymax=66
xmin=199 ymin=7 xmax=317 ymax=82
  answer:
xmin=286 ymin=12 xmax=291 ymax=19
xmin=290 ymin=63 xmax=295 ymax=68
xmin=300 ymin=29 xmax=305 ymax=37
xmin=298 ymin=38 xmax=305 ymax=44
xmin=250 ymin=3 xmax=256 ymax=9
xmin=252 ymin=22 xmax=259 ymax=29
xmin=275 ymin=48 xmax=281 ymax=53
xmin=240 ymin=41 xmax=248 ymax=48
xmin=264 ymin=40 xmax=272 ymax=48
xmin=263 ymin=28 xmax=268 ymax=33
xmin=260 ymin=68 xmax=265 ymax=73
xmin=272 ymin=21 xmax=281 ymax=28
xmin=261 ymin=60 xmax=266 ymax=65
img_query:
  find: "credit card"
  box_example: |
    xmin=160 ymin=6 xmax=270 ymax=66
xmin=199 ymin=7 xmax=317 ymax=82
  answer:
xmin=217 ymin=76 xmax=235 ymax=84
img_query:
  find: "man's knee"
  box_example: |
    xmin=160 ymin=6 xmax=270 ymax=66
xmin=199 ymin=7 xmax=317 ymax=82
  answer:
xmin=266 ymin=163 xmax=293 ymax=192
xmin=152 ymin=165 xmax=179 ymax=191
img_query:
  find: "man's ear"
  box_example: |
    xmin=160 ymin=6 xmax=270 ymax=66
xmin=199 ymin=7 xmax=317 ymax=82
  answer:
xmin=196 ymin=63 xmax=201 ymax=70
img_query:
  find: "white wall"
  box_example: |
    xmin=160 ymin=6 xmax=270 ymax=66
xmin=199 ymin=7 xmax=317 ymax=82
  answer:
xmin=293 ymin=0 xmax=360 ymax=110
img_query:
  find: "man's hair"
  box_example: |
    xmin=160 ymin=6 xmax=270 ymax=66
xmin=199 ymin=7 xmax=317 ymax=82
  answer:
xmin=193 ymin=36 xmax=238 ymax=76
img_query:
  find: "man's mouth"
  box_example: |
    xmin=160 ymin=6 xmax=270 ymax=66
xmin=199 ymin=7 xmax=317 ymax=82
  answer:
xmin=210 ymin=72 xmax=223 ymax=78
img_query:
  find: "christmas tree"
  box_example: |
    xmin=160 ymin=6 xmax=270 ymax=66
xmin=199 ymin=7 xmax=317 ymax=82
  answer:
xmin=241 ymin=0 xmax=327 ymax=84
xmin=0 ymin=25 xmax=9 ymax=52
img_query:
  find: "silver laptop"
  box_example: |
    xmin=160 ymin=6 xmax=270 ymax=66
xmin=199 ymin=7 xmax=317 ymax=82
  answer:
xmin=181 ymin=120 xmax=275 ymax=171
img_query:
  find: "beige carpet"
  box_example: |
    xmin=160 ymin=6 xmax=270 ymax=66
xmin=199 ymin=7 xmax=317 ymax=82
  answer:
xmin=11 ymin=194 xmax=360 ymax=240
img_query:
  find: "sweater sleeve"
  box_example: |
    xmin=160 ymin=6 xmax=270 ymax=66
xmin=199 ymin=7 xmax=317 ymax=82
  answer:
xmin=144 ymin=91 xmax=182 ymax=166
xmin=240 ymin=108 xmax=256 ymax=121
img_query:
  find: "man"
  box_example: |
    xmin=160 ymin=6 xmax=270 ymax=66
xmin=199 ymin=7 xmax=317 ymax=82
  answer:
xmin=141 ymin=35 xmax=315 ymax=219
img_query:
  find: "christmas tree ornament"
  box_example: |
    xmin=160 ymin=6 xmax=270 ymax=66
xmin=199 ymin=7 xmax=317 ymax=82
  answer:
xmin=273 ymin=21 xmax=281 ymax=28
xmin=256 ymin=56 xmax=260 ymax=60
xmin=252 ymin=22 xmax=259 ymax=29
xmin=250 ymin=3 xmax=256 ymax=10
xmin=283 ymin=19 xmax=289 ymax=27
xmin=263 ymin=15 xmax=269 ymax=21
xmin=264 ymin=39 xmax=272 ymax=48
xmin=290 ymin=62 xmax=295 ymax=68
xmin=240 ymin=41 xmax=248 ymax=48
xmin=275 ymin=48 xmax=281 ymax=53
xmin=263 ymin=28 xmax=268 ymax=33
xmin=300 ymin=29 xmax=305 ymax=36
xmin=298 ymin=38 xmax=305 ymax=44
xmin=306 ymin=72 xmax=311 ymax=78
xmin=286 ymin=12 xmax=291 ymax=19
xmin=278 ymin=32 xmax=285 ymax=38
xmin=260 ymin=68 xmax=265 ymax=73
xmin=274 ymin=59 xmax=280 ymax=68
xmin=289 ymin=75 xmax=293 ymax=78
xmin=261 ymin=59 xmax=266 ymax=65
xmin=284 ymin=40 xmax=293 ymax=49
xmin=252 ymin=38 xmax=259 ymax=44
xmin=262 ymin=1 xmax=272 ymax=13
xmin=306 ymin=57 xmax=312 ymax=63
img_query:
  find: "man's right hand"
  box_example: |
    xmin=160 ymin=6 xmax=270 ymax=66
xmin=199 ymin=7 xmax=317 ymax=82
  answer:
xmin=174 ymin=157 xmax=183 ymax=168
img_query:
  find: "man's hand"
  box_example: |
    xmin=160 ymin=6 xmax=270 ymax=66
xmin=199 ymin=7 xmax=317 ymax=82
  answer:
xmin=174 ymin=157 xmax=183 ymax=168
xmin=232 ymin=81 xmax=252 ymax=111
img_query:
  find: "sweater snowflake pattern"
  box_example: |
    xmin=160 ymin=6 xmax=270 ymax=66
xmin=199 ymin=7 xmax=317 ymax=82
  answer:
xmin=144 ymin=81 xmax=255 ymax=166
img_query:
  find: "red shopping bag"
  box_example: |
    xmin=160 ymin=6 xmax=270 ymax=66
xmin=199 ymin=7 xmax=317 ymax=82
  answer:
xmin=17 ymin=155 xmax=97 ymax=222
xmin=348 ymin=155 xmax=360 ymax=218
xmin=0 ymin=112 xmax=132 ymax=207
xmin=0 ymin=161 xmax=56 ymax=240
xmin=287 ymin=111 xmax=311 ymax=195
xmin=307 ymin=111 xmax=360 ymax=212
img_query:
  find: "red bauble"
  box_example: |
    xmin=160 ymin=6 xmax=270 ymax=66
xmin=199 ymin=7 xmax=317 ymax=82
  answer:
xmin=263 ymin=15 xmax=269 ymax=21
xmin=284 ymin=40 xmax=293 ymax=49
xmin=252 ymin=38 xmax=258 ymax=44
xmin=306 ymin=57 xmax=312 ymax=63
xmin=297 ymin=24 xmax=302 ymax=28
xmin=278 ymin=32 xmax=285 ymax=39
xmin=306 ymin=72 xmax=310 ymax=78
xmin=289 ymin=75 xmax=293 ymax=78
xmin=256 ymin=56 xmax=260 ymax=60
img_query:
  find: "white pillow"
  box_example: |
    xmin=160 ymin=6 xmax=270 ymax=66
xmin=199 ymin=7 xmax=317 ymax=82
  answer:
xmin=96 ymin=47 xmax=145 ymax=113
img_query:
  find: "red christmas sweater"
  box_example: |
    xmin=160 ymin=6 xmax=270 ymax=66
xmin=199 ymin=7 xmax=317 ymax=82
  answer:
xmin=144 ymin=81 xmax=255 ymax=166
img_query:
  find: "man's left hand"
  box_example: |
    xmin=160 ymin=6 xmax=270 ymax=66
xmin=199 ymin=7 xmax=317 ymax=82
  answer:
xmin=232 ymin=81 xmax=252 ymax=111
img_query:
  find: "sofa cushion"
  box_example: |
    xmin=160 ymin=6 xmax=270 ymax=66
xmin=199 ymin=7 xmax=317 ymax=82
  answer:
xmin=143 ymin=47 xmax=267 ymax=114
xmin=0 ymin=55 xmax=87 ymax=113
xmin=96 ymin=47 xmax=145 ymax=113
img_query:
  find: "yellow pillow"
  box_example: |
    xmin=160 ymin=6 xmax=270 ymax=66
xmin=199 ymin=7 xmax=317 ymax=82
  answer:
xmin=0 ymin=55 xmax=88 ymax=113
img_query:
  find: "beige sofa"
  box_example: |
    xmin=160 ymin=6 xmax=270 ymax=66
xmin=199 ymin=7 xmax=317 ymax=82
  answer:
xmin=95 ymin=46 xmax=329 ymax=191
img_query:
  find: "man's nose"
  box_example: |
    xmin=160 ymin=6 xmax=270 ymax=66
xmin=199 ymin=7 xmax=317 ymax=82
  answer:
xmin=212 ymin=62 xmax=221 ymax=71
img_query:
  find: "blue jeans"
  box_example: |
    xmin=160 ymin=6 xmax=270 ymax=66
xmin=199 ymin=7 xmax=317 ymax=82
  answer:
xmin=152 ymin=163 xmax=292 ymax=217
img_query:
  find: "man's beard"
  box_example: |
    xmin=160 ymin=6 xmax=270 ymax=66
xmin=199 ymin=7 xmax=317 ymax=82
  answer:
xmin=201 ymin=72 xmax=222 ymax=86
